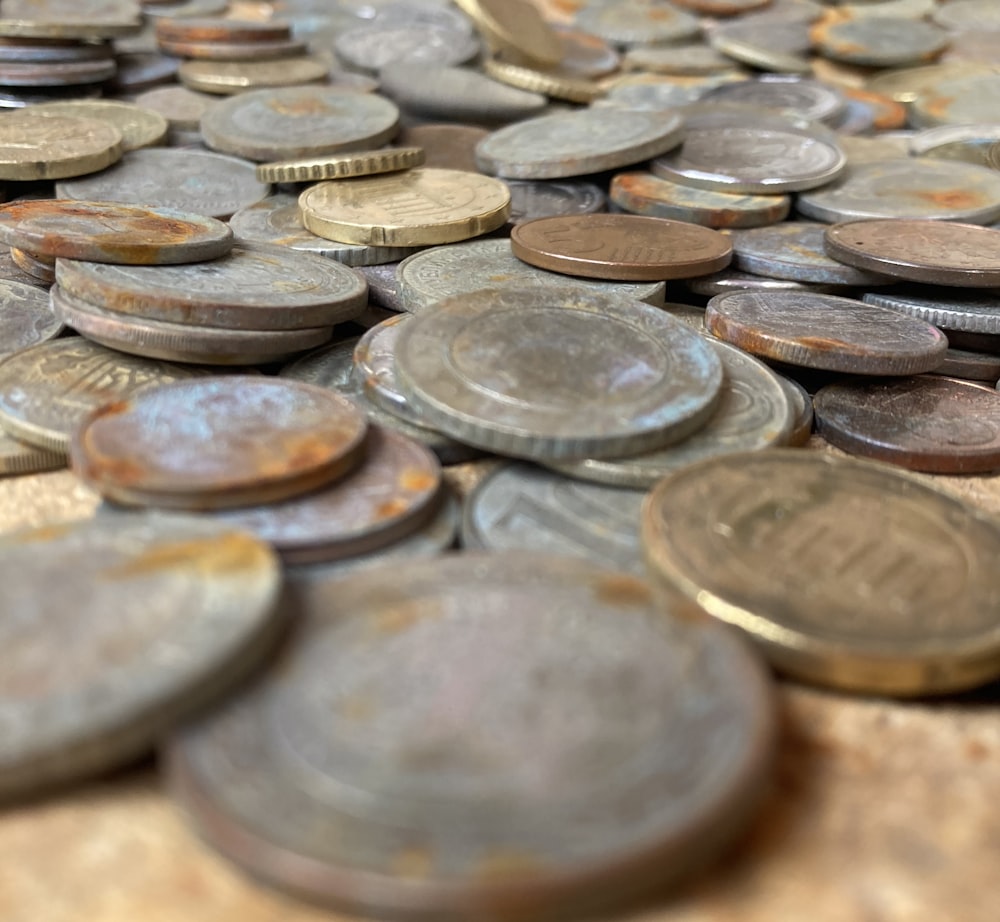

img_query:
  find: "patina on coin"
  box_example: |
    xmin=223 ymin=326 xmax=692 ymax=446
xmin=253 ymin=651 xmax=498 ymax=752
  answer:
xmin=0 ymin=280 xmax=62 ymax=361
xmin=256 ymin=148 xmax=424 ymax=184
xmin=10 ymin=247 xmax=54 ymax=284
xmin=0 ymin=0 xmax=141 ymax=39
xmin=166 ymin=551 xmax=775 ymax=918
xmin=511 ymin=215 xmax=733 ymax=281
xmin=810 ymin=16 xmax=949 ymax=68
xmin=394 ymin=287 xmax=723 ymax=460
xmin=0 ymin=513 xmax=281 ymax=800
xmin=641 ymin=450 xmax=1000 ymax=694
xmin=71 ymin=377 xmax=369 ymax=509
xmin=0 ymin=112 xmax=122 ymax=180
xmin=706 ymin=290 xmax=948 ymax=375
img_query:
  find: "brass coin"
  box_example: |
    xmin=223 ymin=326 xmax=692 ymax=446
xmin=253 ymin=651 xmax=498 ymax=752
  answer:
xmin=154 ymin=16 xmax=293 ymax=46
xmin=178 ymin=57 xmax=329 ymax=96
xmin=255 ymin=147 xmax=424 ymax=184
xmin=454 ymin=0 xmax=563 ymax=66
xmin=641 ymin=449 xmax=1000 ymax=695
xmin=25 ymin=100 xmax=169 ymax=151
xmin=482 ymin=57 xmax=603 ymax=104
xmin=0 ymin=113 xmax=122 ymax=181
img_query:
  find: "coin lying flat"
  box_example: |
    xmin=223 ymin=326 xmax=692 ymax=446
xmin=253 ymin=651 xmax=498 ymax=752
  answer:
xmin=641 ymin=450 xmax=1000 ymax=695
xmin=507 ymin=180 xmax=606 ymax=225
xmin=685 ymin=267 xmax=844 ymax=298
xmin=863 ymin=286 xmax=1000 ymax=335
xmin=0 ymin=279 xmax=62 ymax=361
xmin=397 ymin=122 xmax=489 ymax=173
xmin=0 ymin=112 xmax=122 ymax=180
xmin=574 ymin=0 xmax=701 ymax=46
xmin=154 ymin=16 xmax=293 ymax=45
xmin=934 ymin=348 xmax=1000 ymax=383
xmin=71 ymin=377 xmax=369 ymax=509
xmin=166 ymin=551 xmax=775 ymax=917
xmin=256 ymin=147 xmax=424 ymax=184
xmin=710 ymin=17 xmax=812 ymax=73
xmin=394 ymin=287 xmax=723 ymax=460
xmin=482 ymin=57 xmax=603 ymax=104
xmin=333 ymin=23 xmax=479 ymax=73
xmin=810 ymin=16 xmax=949 ymax=68
xmin=824 ymin=220 xmax=1000 ymax=288
xmin=178 ymin=56 xmax=331 ymax=95
xmin=134 ymin=84 xmax=217 ymax=132
xmin=706 ymin=76 xmax=846 ymax=124
xmin=706 ymin=290 xmax=949 ymax=375
xmin=0 ymin=0 xmax=141 ymax=39
xmin=26 ymin=99 xmax=168 ymax=151
xmin=0 ymin=513 xmax=281 ymax=801
xmin=910 ymin=73 xmax=1000 ymax=129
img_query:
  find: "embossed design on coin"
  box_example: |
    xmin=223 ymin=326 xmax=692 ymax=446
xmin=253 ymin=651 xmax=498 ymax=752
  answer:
xmin=0 ymin=280 xmax=62 ymax=361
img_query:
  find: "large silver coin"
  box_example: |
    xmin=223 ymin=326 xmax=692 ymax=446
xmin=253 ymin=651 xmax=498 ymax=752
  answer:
xmin=0 ymin=279 xmax=62 ymax=361
xmin=863 ymin=287 xmax=1000 ymax=335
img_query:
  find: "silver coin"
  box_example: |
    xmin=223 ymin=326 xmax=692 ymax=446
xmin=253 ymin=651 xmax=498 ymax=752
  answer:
xmin=55 ymin=147 xmax=269 ymax=219
xmin=355 ymin=261 xmax=405 ymax=312
xmin=461 ymin=462 xmax=646 ymax=574
xmin=0 ymin=428 xmax=65 ymax=475
xmin=909 ymin=73 xmax=1000 ymax=129
xmin=685 ymin=267 xmax=846 ymax=297
xmin=0 ymin=280 xmax=62 ymax=361
xmin=352 ymin=313 xmax=424 ymax=424
xmin=775 ymin=372 xmax=814 ymax=445
xmin=706 ymin=76 xmax=846 ymax=124
xmin=709 ymin=17 xmax=812 ymax=73
xmin=813 ymin=16 xmax=949 ymax=68
xmin=0 ymin=512 xmax=281 ymax=800
xmin=624 ymin=43 xmax=738 ymax=76
xmin=333 ymin=24 xmax=478 ymax=72
xmin=594 ymin=79 xmax=719 ymax=112
xmin=396 ymin=238 xmax=666 ymax=313
xmin=574 ymin=0 xmax=701 ymax=46
xmin=506 ymin=179 xmax=606 ymax=225
xmin=863 ymin=287 xmax=1000 ymax=334
xmin=134 ymin=85 xmax=218 ymax=131
xmin=393 ymin=287 xmax=724 ymax=461
xmin=933 ymin=0 xmax=1000 ymax=31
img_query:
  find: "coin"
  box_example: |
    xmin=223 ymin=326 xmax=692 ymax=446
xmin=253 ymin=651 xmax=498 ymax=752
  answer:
xmin=776 ymin=372 xmax=814 ymax=446
xmin=55 ymin=148 xmax=270 ymax=220
xmin=706 ymin=76 xmax=846 ymax=123
xmin=71 ymin=376 xmax=369 ymax=509
xmin=574 ymin=0 xmax=701 ymax=46
xmin=706 ymin=290 xmax=949 ymax=374
xmin=641 ymin=449 xmax=1000 ymax=695
xmin=0 ymin=513 xmax=281 ymax=801
xmin=510 ymin=215 xmax=733 ymax=282
xmin=863 ymin=286 xmax=1000 ymax=334
xmin=710 ymin=17 xmax=812 ymax=74
xmin=811 ymin=17 xmax=949 ymax=68
xmin=396 ymin=238 xmax=667 ymax=312
xmin=200 ymin=86 xmax=400 ymax=162
xmin=394 ymin=287 xmax=723 ymax=460
xmin=0 ymin=57 xmax=117 ymax=86
xmin=178 ymin=56 xmax=330 ymax=95
xmin=462 ymin=462 xmax=647 ymax=574
xmin=933 ymin=347 xmax=1000 ymax=383
xmin=9 ymin=247 xmax=55 ymax=284
xmin=166 ymin=551 xmax=775 ymax=917
xmin=256 ymin=147 xmax=424 ymax=184
xmin=824 ymin=220 xmax=1000 ymax=288
xmin=26 ymin=99 xmax=169 ymax=151
xmin=154 ymin=16 xmax=293 ymax=45
xmin=332 ymin=23 xmax=479 ymax=72
xmin=157 ymin=36 xmax=309 ymax=61
xmin=0 ymin=0 xmax=141 ymax=39
xmin=456 ymin=0 xmax=562 ymax=65
xmin=482 ymin=58 xmax=603 ymax=104
xmin=56 ymin=242 xmax=368 ymax=331
xmin=933 ymin=0 xmax=1000 ymax=31
xmin=625 ymin=42 xmax=737 ymax=76
xmin=908 ymin=123 xmax=1000 ymax=164
xmin=0 ymin=112 xmax=122 ymax=180
xmin=685 ymin=267 xmax=845 ymax=297
xmin=299 ymin=168 xmax=511 ymax=247
xmin=352 ymin=314 xmax=431 ymax=425
xmin=507 ymin=179 xmax=606 ymax=225
xmin=865 ymin=61 xmax=996 ymax=104
xmin=0 ymin=428 xmax=65 ymax=475
xmin=396 ymin=122 xmax=489 ymax=173
xmin=475 ymin=107 xmax=685 ymax=180
xmin=0 ymin=279 xmax=62 ymax=360
xmin=133 ymin=84 xmax=216 ymax=131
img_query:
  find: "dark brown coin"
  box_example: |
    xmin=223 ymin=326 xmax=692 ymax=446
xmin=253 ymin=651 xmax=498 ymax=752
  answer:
xmin=510 ymin=215 xmax=733 ymax=282
xmin=933 ymin=348 xmax=1000 ymax=382
xmin=706 ymin=290 xmax=949 ymax=375
xmin=395 ymin=123 xmax=489 ymax=173
xmin=814 ymin=375 xmax=1000 ymax=473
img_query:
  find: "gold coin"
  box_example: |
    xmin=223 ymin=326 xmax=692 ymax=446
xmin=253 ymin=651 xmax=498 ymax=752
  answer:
xmin=25 ymin=100 xmax=168 ymax=152
xmin=641 ymin=449 xmax=1000 ymax=696
xmin=256 ymin=147 xmax=425 ymax=184
xmin=178 ymin=56 xmax=330 ymax=95
xmin=453 ymin=0 xmax=563 ymax=66
xmin=0 ymin=113 xmax=122 ymax=181
xmin=298 ymin=167 xmax=511 ymax=247
xmin=483 ymin=57 xmax=603 ymax=104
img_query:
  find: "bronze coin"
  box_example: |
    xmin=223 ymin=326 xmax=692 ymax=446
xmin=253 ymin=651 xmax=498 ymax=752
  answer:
xmin=396 ymin=123 xmax=488 ymax=173
xmin=814 ymin=375 xmax=1000 ymax=474
xmin=510 ymin=214 xmax=733 ymax=282
xmin=154 ymin=17 xmax=293 ymax=46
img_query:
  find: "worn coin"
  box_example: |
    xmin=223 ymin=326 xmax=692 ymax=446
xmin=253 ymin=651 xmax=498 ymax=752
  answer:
xmin=457 ymin=0 xmax=562 ymax=65
xmin=157 ymin=36 xmax=309 ymax=61
xmin=865 ymin=61 xmax=996 ymax=104
xmin=0 ymin=57 xmax=116 ymax=86
xmin=706 ymin=290 xmax=948 ymax=374
xmin=863 ymin=286 xmax=1000 ymax=335
xmin=394 ymin=287 xmax=723 ymax=460
xmin=912 ymin=73 xmax=1000 ymax=128
xmin=709 ymin=17 xmax=812 ymax=74
xmin=624 ymin=42 xmax=737 ymax=76
xmin=352 ymin=314 xmax=429 ymax=426
xmin=166 ymin=551 xmax=775 ymax=917
xmin=685 ymin=267 xmax=844 ymax=297
xmin=511 ymin=214 xmax=733 ymax=281
xmin=706 ymin=76 xmax=846 ymax=124
xmin=333 ymin=23 xmax=479 ymax=72
xmin=396 ymin=123 xmax=489 ymax=173
xmin=0 ymin=0 xmax=141 ymax=39
xmin=574 ymin=0 xmax=701 ymax=46
xmin=641 ymin=449 xmax=1000 ymax=694
xmin=134 ymin=84 xmax=216 ymax=131
xmin=908 ymin=123 xmax=1000 ymax=165
xmin=0 ymin=428 xmax=65 ymax=475
xmin=154 ymin=16 xmax=293 ymax=45
xmin=0 ymin=513 xmax=281 ymax=800
xmin=776 ymin=372 xmax=814 ymax=445
xmin=933 ymin=0 xmax=1000 ymax=31
xmin=178 ymin=56 xmax=330 ymax=95
xmin=26 ymin=99 xmax=168 ymax=151
xmin=0 ymin=279 xmax=62 ymax=360
xmin=9 ymin=246 xmax=55 ymax=284
xmin=933 ymin=347 xmax=1000 ymax=383
xmin=811 ymin=16 xmax=949 ymax=68
xmin=0 ymin=112 xmax=122 ymax=180
xmin=256 ymin=147 xmax=424 ymax=184
xmin=482 ymin=58 xmax=604 ymax=105
xmin=507 ymin=180 xmax=606 ymax=225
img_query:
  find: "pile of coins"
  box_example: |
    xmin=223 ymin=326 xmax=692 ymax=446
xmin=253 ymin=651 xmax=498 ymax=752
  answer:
xmin=1 ymin=0 xmax=1000 ymax=919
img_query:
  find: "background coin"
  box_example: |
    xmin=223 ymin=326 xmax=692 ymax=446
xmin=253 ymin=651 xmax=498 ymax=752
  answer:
xmin=863 ymin=286 xmax=1000 ymax=335
xmin=0 ymin=279 xmax=62 ymax=360
xmin=0 ymin=112 xmax=122 ymax=180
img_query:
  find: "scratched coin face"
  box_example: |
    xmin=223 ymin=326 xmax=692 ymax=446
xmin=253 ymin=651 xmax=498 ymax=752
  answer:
xmin=166 ymin=551 xmax=775 ymax=917
xmin=642 ymin=450 xmax=1000 ymax=695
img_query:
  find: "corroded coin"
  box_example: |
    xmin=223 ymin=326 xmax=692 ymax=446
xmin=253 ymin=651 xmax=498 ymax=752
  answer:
xmin=0 ymin=279 xmax=62 ymax=360
xmin=0 ymin=0 xmax=141 ymax=39
xmin=394 ymin=287 xmax=723 ymax=460
xmin=511 ymin=215 xmax=733 ymax=281
xmin=0 ymin=112 xmax=122 ymax=180
xmin=352 ymin=314 xmax=426 ymax=425
xmin=706 ymin=290 xmax=948 ymax=374
xmin=332 ymin=23 xmax=479 ymax=72
xmin=166 ymin=551 xmax=775 ymax=917
xmin=706 ymin=76 xmax=845 ymax=124
xmin=0 ymin=513 xmax=281 ymax=800
xmin=26 ymin=99 xmax=168 ymax=151
xmin=256 ymin=147 xmax=424 ymax=184
xmin=824 ymin=220 xmax=1000 ymax=287
xmin=507 ymin=180 xmax=606 ymax=225
xmin=641 ymin=449 xmax=1000 ymax=694
xmin=865 ymin=61 xmax=995 ymax=104
xmin=863 ymin=286 xmax=1000 ymax=334
xmin=0 ymin=200 xmax=234 ymax=264
xmin=810 ymin=16 xmax=949 ymax=68
xmin=10 ymin=247 xmax=55 ymax=284
xmin=71 ymin=377 xmax=369 ymax=509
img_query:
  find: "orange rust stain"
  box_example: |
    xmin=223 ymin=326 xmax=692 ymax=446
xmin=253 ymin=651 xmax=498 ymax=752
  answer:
xmin=475 ymin=850 xmax=544 ymax=880
xmin=594 ymin=573 xmax=652 ymax=608
xmin=796 ymin=336 xmax=850 ymax=351
xmin=13 ymin=522 xmax=75 ymax=545
xmin=78 ymin=452 xmax=147 ymax=487
xmin=373 ymin=601 xmax=432 ymax=635
xmin=393 ymin=846 xmax=434 ymax=879
xmin=255 ymin=431 xmax=352 ymax=478
xmin=910 ymin=188 xmax=986 ymax=210
xmin=375 ymin=497 xmax=411 ymax=520
xmin=100 ymin=533 xmax=267 ymax=580
xmin=923 ymin=95 xmax=955 ymax=119
xmin=399 ymin=468 xmax=438 ymax=493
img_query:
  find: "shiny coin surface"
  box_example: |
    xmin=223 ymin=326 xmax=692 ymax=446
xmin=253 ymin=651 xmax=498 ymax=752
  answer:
xmin=256 ymin=147 xmax=424 ymax=184
xmin=178 ymin=56 xmax=330 ymax=95
xmin=394 ymin=287 xmax=723 ymax=460
xmin=814 ymin=375 xmax=1000 ymax=474
xmin=71 ymin=377 xmax=369 ymax=509
xmin=706 ymin=290 xmax=948 ymax=374
xmin=824 ymin=220 xmax=1000 ymax=288
xmin=642 ymin=449 xmax=1000 ymax=694
xmin=0 ymin=200 xmax=233 ymax=264
xmin=166 ymin=551 xmax=775 ymax=918
xmin=0 ymin=428 xmax=65 ymax=475
xmin=0 ymin=112 xmax=122 ymax=180
xmin=863 ymin=286 xmax=1000 ymax=334
xmin=299 ymin=168 xmax=511 ymax=247
xmin=0 ymin=279 xmax=62 ymax=360
xmin=810 ymin=16 xmax=949 ymax=68
xmin=507 ymin=180 xmax=606 ymax=225
xmin=706 ymin=76 xmax=845 ymax=124
xmin=0 ymin=513 xmax=281 ymax=801
xmin=511 ymin=214 xmax=733 ymax=282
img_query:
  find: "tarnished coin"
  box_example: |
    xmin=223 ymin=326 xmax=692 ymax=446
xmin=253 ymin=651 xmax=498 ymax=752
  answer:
xmin=166 ymin=551 xmax=775 ymax=918
xmin=511 ymin=215 xmax=733 ymax=281
xmin=796 ymin=158 xmax=1000 ymax=225
xmin=256 ymin=148 xmax=424 ymax=184
xmin=9 ymin=247 xmax=54 ymax=284
xmin=394 ymin=287 xmax=723 ymax=460
xmin=0 ymin=428 xmax=65 ymax=475
xmin=551 ymin=339 xmax=792 ymax=488
xmin=641 ymin=449 xmax=1000 ymax=695
xmin=706 ymin=290 xmax=948 ymax=374
xmin=574 ymin=0 xmax=701 ymax=46
xmin=397 ymin=123 xmax=489 ymax=173
xmin=56 ymin=242 xmax=368 ymax=331
xmin=0 ymin=513 xmax=281 ymax=800
xmin=356 ymin=263 xmax=405 ymax=313
xmin=710 ymin=17 xmax=812 ymax=73
xmin=352 ymin=314 xmax=427 ymax=425
xmin=824 ymin=220 xmax=1000 ymax=288
xmin=200 ymin=86 xmax=400 ymax=162
xmin=55 ymin=148 xmax=270 ymax=220
xmin=0 ymin=200 xmax=233 ymax=265
xmin=333 ymin=23 xmax=479 ymax=72
xmin=134 ymin=84 xmax=216 ymax=131
xmin=507 ymin=180 xmax=606 ymax=225
xmin=178 ymin=56 xmax=330 ymax=95
xmin=0 ymin=58 xmax=117 ymax=87
xmin=0 ymin=113 xmax=122 ymax=180
xmin=706 ymin=76 xmax=846 ymax=124
xmin=462 ymin=463 xmax=647 ymax=574
xmin=158 ymin=36 xmax=309 ymax=61
xmin=71 ymin=376 xmax=369 ymax=509
xmin=814 ymin=376 xmax=1000 ymax=474
xmin=26 ymin=99 xmax=168 ymax=151
xmin=397 ymin=238 xmax=667 ymax=312
xmin=624 ymin=42 xmax=736 ymax=76
xmin=299 ymin=168 xmax=511 ymax=247
xmin=0 ymin=279 xmax=62 ymax=360
xmin=776 ymin=372 xmax=814 ymax=446
xmin=154 ymin=16 xmax=293 ymax=45
xmin=933 ymin=0 xmax=1000 ymax=31
xmin=810 ymin=16 xmax=949 ymax=68
xmin=475 ymin=107 xmax=685 ymax=180
xmin=863 ymin=286 xmax=1000 ymax=335
xmin=908 ymin=123 xmax=1000 ymax=165
xmin=0 ymin=0 xmax=141 ymax=39
xmin=934 ymin=347 xmax=1000 ymax=383
xmin=865 ymin=61 xmax=996 ymax=104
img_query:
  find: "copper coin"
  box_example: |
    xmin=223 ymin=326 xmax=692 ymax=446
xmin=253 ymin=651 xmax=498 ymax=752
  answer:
xmin=157 ymin=37 xmax=309 ymax=61
xmin=824 ymin=220 xmax=1000 ymax=288
xmin=154 ymin=16 xmax=292 ymax=45
xmin=71 ymin=376 xmax=369 ymax=509
xmin=814 ymin=375 xmax=1000 ymax=474
xmin=706 ymin=290 xmax=949 ymax=375
xmin=511 ymin=215 xmax=732 ymax=282
xmin=9 ymin=246 xmax=54 ymax=283
xmin=396 ymin=123 xmax=488 ymax=173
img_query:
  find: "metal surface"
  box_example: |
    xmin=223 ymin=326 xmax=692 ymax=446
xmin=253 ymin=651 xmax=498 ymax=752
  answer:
xmin=0 ymin=279 xmax=62 ymax=360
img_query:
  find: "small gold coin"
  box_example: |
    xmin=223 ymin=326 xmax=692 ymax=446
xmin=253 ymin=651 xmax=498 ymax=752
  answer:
xmin=299 ymin=167 xmax=511 ymax=247
xmin=454 ymin=0 xmax=563 ymax=66
xmin=25 ymin=100 xmax=168 ymax=151
xmin=483 ymin=57 xmax=603 ymax=103
xmin=0 ymin=113 xmax=122 ymax=181
xmin=178 ymin=56 xmax=330 ymax=95
xmin=256 ymin=147 xmax=425 ymax=184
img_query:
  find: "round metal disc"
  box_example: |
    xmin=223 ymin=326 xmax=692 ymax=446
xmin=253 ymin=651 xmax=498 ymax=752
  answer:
xmin=0 ymin=112 xmax=122 ymax=181
xmin=863 ymin=286 xmax=1000 ymax=334
xmin=506 ymin=180 xmax=606 ymax=226
xmin=0 ymin=279 xmax=62 ymax=361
